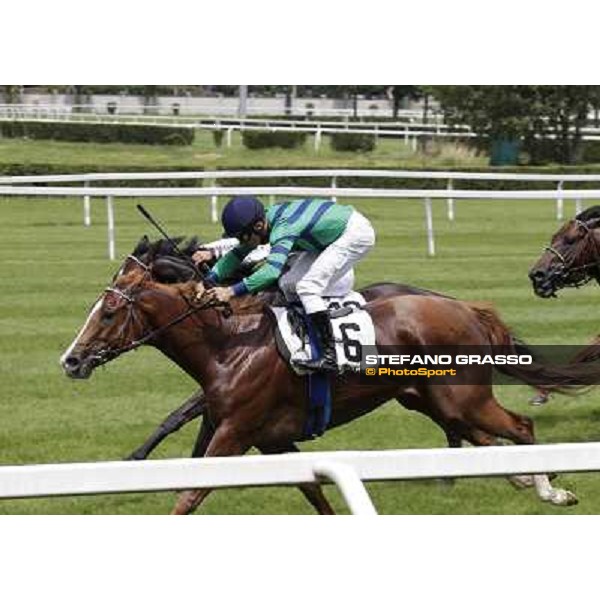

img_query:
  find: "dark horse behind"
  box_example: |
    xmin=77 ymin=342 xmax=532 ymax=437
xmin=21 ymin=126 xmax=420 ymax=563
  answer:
xmin=59 ymin=237 xmax=600 ymax=514
xmin=528 ymin=205 xmax=600 ymax=403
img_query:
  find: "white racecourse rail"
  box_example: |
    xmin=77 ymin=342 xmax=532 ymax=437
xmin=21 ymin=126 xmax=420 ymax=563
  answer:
xmin=2 ymin=168 xmax=600 ymax=259
xmin=3 ymin=443 xmax=600 ymax=514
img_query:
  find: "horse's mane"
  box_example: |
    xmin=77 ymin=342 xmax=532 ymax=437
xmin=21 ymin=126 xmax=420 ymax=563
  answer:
xmin=132 ymin=235 xmax=202 ymax=262
xmin=576 ymin=205 xmax=600 ymax=223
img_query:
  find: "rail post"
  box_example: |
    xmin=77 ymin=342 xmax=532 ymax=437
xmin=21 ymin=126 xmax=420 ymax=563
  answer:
xmin=211 ymin=187 xmax=219 ymax=224
xmin=313 ymin=462 xmax=377 ymax=515
xmin=331 ymin=176 xmax=338 ymax=203
xmin=83 ymin=180 xmax=91 ymax=227
xmin=314 ymin=125 xmax=322 ymax=153
xmin=557 ymin=180 xmax=564 ymax=220
xmin=424 ymin=197 xmax=435 ymax=257
xmin=106 ymin=195 xmax=116 ymax=261
xmin=447 ymin=179 xmax=455 ymax=221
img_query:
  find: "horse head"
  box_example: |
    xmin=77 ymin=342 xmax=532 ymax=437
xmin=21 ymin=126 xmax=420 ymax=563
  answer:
xmin=60 ymin=236 xmax=202 ymax=380
xmin=529 ymin=206 xmax=600 ymax=298
xmin=60 ymin=265 xmax=155 ymax=379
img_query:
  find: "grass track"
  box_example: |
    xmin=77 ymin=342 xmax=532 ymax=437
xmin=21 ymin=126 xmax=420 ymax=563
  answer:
xmin=2 ymin=158 xmax=600 ymax=513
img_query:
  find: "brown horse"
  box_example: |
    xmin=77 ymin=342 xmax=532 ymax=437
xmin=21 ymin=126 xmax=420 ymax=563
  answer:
xmin=118 ymin=237 xmax=449 ymax=462
xmin=528 ymin=205 xmax=600 ymax=404
xmin=529 ymin=205 xmax=600 ymax=299
xmin=61 ymin=252 xmax=600 ymax=514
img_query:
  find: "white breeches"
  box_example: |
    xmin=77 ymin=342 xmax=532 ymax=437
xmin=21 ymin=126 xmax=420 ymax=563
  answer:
xmin=279 ymin=210 xmax=375 ymax=314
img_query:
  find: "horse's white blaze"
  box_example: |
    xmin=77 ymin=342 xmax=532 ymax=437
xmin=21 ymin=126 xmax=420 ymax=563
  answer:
xmin=60 ymin=299 xmax=103 ymax=366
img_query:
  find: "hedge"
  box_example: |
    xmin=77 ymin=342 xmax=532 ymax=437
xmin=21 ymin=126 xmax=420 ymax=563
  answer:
xmin=2 ymin=163 xmax=600 ymax=193
xmin=466 ymin=137 xmax=600 ymax=167
xmin=241 ymin=130 xmax=307 ymax=150
xmin=219 ymin=165 xmax=600 ymax=193
xmin=330 ymin=132 xmax=376 ymax=152
xmin=0 ymin=164 xmax=205 ymax=187
xmin=0 ymin=120 xmax=195 ymax=146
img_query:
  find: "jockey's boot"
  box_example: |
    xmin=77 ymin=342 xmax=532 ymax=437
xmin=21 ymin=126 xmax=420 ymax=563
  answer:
xmin=294 ymin=311 xmax=338 ymax=373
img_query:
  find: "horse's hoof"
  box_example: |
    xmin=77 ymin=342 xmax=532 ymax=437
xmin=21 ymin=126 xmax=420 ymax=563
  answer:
xmin=550 ymin=489 xmax=578 ymax=507
xmin=530 ymin=394 xmax=549 ymax=407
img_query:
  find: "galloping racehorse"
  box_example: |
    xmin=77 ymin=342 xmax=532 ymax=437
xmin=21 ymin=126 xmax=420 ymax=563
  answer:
xmin=60 ymin=241 xmax=600 ymax=514
xmin=530 ymin=206 xmax=600 ymax=298
xmin=116 ymin=237 xmax=448 ymax=462
xmin=528 ymin=205 xmax=600 ymax=404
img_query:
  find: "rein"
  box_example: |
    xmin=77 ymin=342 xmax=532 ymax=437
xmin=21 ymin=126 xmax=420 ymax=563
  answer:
xmin=96 ymin=295 xmax=205 ymax=363
xmin=544 ymin=219 xmax=600 ymax=287
xmin=90 ymin=255 xmax=228 ymax=366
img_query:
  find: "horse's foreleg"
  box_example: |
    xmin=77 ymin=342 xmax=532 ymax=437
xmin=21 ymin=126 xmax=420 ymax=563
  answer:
xmin=191 ymin=412 xmax=215 ymax=458
xmin=126 ymin=390 xmax=206 ymax=461
xmin=257 ymin=443 xmax=335 ymax=515
xmin=172 ymin=421 xmax=251 ymax=515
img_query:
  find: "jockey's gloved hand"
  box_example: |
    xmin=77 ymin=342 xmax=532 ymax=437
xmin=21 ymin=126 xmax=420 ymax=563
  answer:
xmin=202 ymin=286 xmax=235 ymax=306
xmin=192 ymin=249 xmax=214 ymax=265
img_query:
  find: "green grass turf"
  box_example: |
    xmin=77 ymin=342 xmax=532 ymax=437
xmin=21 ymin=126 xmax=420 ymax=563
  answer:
xmin=1 ymin=136 xmax=600 ymax=514
xmin=2 ymin=194 xmax=600 ymax=515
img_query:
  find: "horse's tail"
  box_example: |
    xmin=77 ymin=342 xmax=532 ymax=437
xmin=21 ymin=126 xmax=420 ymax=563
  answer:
xmin=466 ymin=302 xmax=600 ymax=393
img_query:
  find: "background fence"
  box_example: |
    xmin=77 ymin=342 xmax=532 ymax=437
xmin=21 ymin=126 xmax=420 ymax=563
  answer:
xmin=2 ymin=168 xmax=600 ymax=259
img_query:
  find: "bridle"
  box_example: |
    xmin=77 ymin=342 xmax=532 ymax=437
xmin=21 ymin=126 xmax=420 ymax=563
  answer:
xmin=85 ymin=255 xmax=225 ymax=367
xmin=543 ymin=219 xmax=600 ymax=289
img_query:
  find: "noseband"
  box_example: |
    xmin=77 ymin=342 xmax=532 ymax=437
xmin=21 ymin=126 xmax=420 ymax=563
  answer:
xmin=91 ymin=255 xmax=224 ymax=366
xmin=544 ymin=219 xmax=600 ymax=288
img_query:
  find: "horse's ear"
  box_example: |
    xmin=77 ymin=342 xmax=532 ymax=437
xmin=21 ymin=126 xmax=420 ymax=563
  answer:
xmin=133 ymin=235 xmax=151 ymax=257
xmin=182 ymin=236 xmax=202 ymax=257
xmin=588 ymin=217 xmax=600 ymax=230
xmin=146 ymin=239 xmax=163 ymax=261
xmin=157 ymin=237 xmax=185 ymax=257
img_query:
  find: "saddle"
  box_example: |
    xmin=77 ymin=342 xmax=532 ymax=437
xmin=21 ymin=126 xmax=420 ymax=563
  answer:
xmin=268 ymin=292 xmax=376 ymax=440
xmin=269 ymin=291 xmax=376 ymax=377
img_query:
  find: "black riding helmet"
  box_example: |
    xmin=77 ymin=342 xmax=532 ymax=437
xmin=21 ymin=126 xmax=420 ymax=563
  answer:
xmin=221 ymin=196 xmax=266 ymax=238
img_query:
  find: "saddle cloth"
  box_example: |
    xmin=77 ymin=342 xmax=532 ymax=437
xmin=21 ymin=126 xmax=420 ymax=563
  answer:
xmin=269 ymin=291 xmax=376 ymax=376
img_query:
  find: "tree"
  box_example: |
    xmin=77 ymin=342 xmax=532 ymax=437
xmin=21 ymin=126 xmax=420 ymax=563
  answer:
xmin=139 ymin=85 xmax=159 ymax=115
xmin=387 ymin=86 xmax=423 ymax=118
xmin=69 ymin=85 xmax=90 ymax=113
xmin=428 ymin=85 xmax=600 ymax=164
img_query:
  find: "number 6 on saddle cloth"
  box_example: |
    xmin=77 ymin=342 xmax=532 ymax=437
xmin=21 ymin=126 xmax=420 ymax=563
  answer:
xmin=269 ymin=291 xmax=376 ymax=439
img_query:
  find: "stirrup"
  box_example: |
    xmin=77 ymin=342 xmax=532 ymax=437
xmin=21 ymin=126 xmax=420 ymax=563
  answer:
xmin=293 ymin=354 xmax=338 ymax=373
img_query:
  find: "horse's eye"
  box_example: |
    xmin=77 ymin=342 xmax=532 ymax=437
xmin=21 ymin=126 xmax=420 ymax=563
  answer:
xmin=101 ymin=312 xmax=116 ymax=325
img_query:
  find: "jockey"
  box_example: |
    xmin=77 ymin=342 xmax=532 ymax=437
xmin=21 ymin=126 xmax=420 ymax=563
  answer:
xmin=202 ymin=195 xmax=375 ymax=372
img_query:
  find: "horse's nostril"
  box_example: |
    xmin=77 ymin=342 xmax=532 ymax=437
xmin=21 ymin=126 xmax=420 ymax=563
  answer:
xmin=529 ymin=269 xmax=545 ymax=282
xmin=64 ymin=356 xmax=81 ymax=370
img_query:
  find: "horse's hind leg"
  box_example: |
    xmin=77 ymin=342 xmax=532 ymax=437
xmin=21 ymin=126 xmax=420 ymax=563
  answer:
xmin=450 ymin=422 xmax=534 ymax=490
xmin=127 ymin=389 xmax=206 ymax=461
xmin=465 ymin=396 xmax=577 ymax=507
xmin=258 ymin=443 xmax=335 ymax=515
